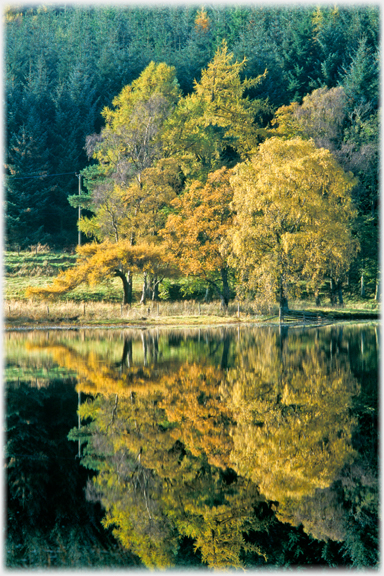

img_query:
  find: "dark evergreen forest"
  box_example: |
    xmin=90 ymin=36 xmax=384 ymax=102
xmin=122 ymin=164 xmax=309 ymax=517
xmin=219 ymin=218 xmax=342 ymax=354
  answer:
xmin=5 ymin=4 xmax=379 ymax=295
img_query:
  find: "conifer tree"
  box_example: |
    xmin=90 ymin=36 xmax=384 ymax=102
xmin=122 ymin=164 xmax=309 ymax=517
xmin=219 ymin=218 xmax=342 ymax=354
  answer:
xmin=163 ymin=41 xmax=268 ymax=182
xmin=26 ymin=240 xmax=176 ymax=305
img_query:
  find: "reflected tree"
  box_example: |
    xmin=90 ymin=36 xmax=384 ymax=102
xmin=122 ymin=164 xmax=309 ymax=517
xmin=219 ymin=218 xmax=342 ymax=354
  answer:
xmin=222 ymin=330 xmax=360 ymax=504
xmin=25 ymin=326 xmax=378 ymax=568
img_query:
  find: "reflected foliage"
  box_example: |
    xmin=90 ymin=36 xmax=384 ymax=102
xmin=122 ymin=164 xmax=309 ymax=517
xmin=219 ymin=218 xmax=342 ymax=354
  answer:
xmin=224 ymin=332 xmax=360 ymax=500
xmin=6 ymin=324 xmax=379 ymax=568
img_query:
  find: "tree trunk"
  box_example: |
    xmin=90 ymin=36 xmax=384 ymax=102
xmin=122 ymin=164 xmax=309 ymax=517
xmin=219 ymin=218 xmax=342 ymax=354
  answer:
xmin=140 ymin=271 xmax=148 ymax=305
xmin=330 ymin=278 xmax=336 ymax=305
xmin=360 ymin=273 xmax=366 ymax=298
xmin=127 ymin=270 xmax=133 ymax=305
xmin=151 ymin=333 xmax=159 ymax=363
xmin=220 ymin=267 xmax=230 ymax=309
xmin=121 ymin=338 xmax=132 ymax=368
xmin=220 ymin=331 xmax=230 ymax=370
xmin=279 ymin=276 xmax=288 ymax=318
xmin=151 ymin=275 xmax=159 ymax=301
xmin=114 ymin=269 xmax=131 ymax=305
xmin=141 ymin=331 xmax=148 ymax=366
xmin=375 ymin=276 xmax=380 ymax=301
xmin=337 ymin=280 xmax=343 ymax=305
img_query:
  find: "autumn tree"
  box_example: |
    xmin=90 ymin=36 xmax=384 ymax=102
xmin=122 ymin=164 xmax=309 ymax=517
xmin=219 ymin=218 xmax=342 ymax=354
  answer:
xmin=26 ymin=240 xmax=176 ymax=305
xmin=47 ymin=333 xmax=269 ymax=569
xmin=30 ymin=338 xmax=185 ymax=569
xmin=77 ymin=392 xmax=180 ymax=569
xmin=164 ymin=466 xmax=270 ymax=569
xmin=162 ymin=40 xmax=268 ymax=182
xmin=65 ymin=62 xmax=184 ymax=303
xmin=272 ymin=86 xmax=379 ymax=299
xmin=194 ymin=8 xmax=210 ymax=33
xmin=72 ymin=61 xmax=182 ymax=247
xmin=161 ymin=167 xmax=234 ymax=307
xmin=220 ymin=330 xmax=360 ymax=511
xmin=159 ymin=363 xmax=234 ymax=469
xmin=229 ymin=137 xmax=358 ymax=309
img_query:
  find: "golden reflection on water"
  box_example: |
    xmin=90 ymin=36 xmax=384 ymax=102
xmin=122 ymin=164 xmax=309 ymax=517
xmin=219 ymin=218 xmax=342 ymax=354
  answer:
xmin=5 ymin=324 xmax=379 ymax=568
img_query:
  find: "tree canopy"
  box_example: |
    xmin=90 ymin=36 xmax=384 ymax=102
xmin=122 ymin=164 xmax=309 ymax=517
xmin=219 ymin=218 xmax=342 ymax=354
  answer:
xmin=26 ymin=240 xmax=175 ymax=305
xmin=161 ymin=167 xmax=234 ymax=306
xmin=229 ymin=137 xmax=359 ymax=307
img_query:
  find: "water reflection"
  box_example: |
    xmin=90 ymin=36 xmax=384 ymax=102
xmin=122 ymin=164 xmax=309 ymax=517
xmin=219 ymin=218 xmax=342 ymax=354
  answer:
xmin=5 ymin=324 xmax=379 ymax=568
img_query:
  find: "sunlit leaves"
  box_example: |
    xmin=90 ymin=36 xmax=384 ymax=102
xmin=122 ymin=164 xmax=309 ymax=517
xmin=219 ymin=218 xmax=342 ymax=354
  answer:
xmin=161 ymin=167 xmax=233 ymax=275
xmin=82 ymin=62 xmax=182 ymax=246
xmin=229 ymin=137 xmax=358 ymax=302
xmin=26 ymin=240 xmax=175 ymax=299
xmin=160 ymin=167 xmax=234 ymax=305
xmin=163 ymin=41 xmax=267 ymax=181
xmin=159 ymin=364 xmax=233 ymax=469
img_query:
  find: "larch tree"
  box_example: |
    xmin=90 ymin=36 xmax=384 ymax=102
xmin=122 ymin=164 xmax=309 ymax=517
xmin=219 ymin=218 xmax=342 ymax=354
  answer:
xmin=229 ymin=137 xmax=359 ymax=309
xmin=26 ymin=240 xmax=176 ymax=305
xmin=159 ymin=363 xmax=234 ymax=470
xmin=162 ymin=40 xmax=268 ymax=182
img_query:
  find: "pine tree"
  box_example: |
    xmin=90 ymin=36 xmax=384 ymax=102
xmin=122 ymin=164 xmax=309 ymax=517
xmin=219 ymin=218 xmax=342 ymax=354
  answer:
xmin=341 ymin=36 xmax=379 ymax=111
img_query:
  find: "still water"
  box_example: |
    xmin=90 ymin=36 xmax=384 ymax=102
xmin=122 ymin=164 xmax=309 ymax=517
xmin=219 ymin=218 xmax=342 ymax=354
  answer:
xmin=5 ymin=323 xmax=379 ymax=568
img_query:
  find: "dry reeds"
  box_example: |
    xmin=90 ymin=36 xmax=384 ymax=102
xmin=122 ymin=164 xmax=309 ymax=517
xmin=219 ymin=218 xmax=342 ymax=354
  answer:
xmin=4 ymin=298 xmax=274 ymax=325
xmin=4 ymin=296 xmax=378 ymax=327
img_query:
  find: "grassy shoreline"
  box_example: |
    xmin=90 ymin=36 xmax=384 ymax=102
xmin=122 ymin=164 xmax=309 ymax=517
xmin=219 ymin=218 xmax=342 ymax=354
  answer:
xmin=4 ymin=298 xmax=379 ymax=331
xmin=4 ymin=249 xmax=380 ymax=330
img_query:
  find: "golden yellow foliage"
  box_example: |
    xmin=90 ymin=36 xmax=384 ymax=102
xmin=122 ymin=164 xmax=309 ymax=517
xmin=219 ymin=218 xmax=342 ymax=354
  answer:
xmin=25 ymin=240 xmax=175 ymax=300
xmin=194 ymin=8 xmax=210 ymax=33
xmin=81 ymin=61 xmax=182 ymax=247
xmin=159 ymin=363 xmax=233 ymax=469
xmin=229 ymin=137 xmax=358 ymax=302
xmin=162 ymin=41 xmax=267 ymax=180
xmin=161 ymin=167 xmax=233 ymax=276
xmin=120 ymin=157 xmax=181 ymax=242
xmin=220 ymin=333 xmax=360 ymax=508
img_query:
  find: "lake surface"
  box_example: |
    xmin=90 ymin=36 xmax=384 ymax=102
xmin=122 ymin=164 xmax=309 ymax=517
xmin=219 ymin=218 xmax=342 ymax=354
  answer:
xmin=5 ymin=323 xmax=379 ymax=568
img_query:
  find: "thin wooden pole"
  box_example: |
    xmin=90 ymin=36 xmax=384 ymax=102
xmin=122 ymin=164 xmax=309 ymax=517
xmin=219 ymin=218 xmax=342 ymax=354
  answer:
xmin=76 ymin=173 xmax=81 ymax=247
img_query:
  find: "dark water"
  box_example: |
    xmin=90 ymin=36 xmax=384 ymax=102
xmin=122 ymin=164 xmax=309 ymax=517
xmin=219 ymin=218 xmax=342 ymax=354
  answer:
xmin=5 ymin=323 xmax=379 ymax=568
